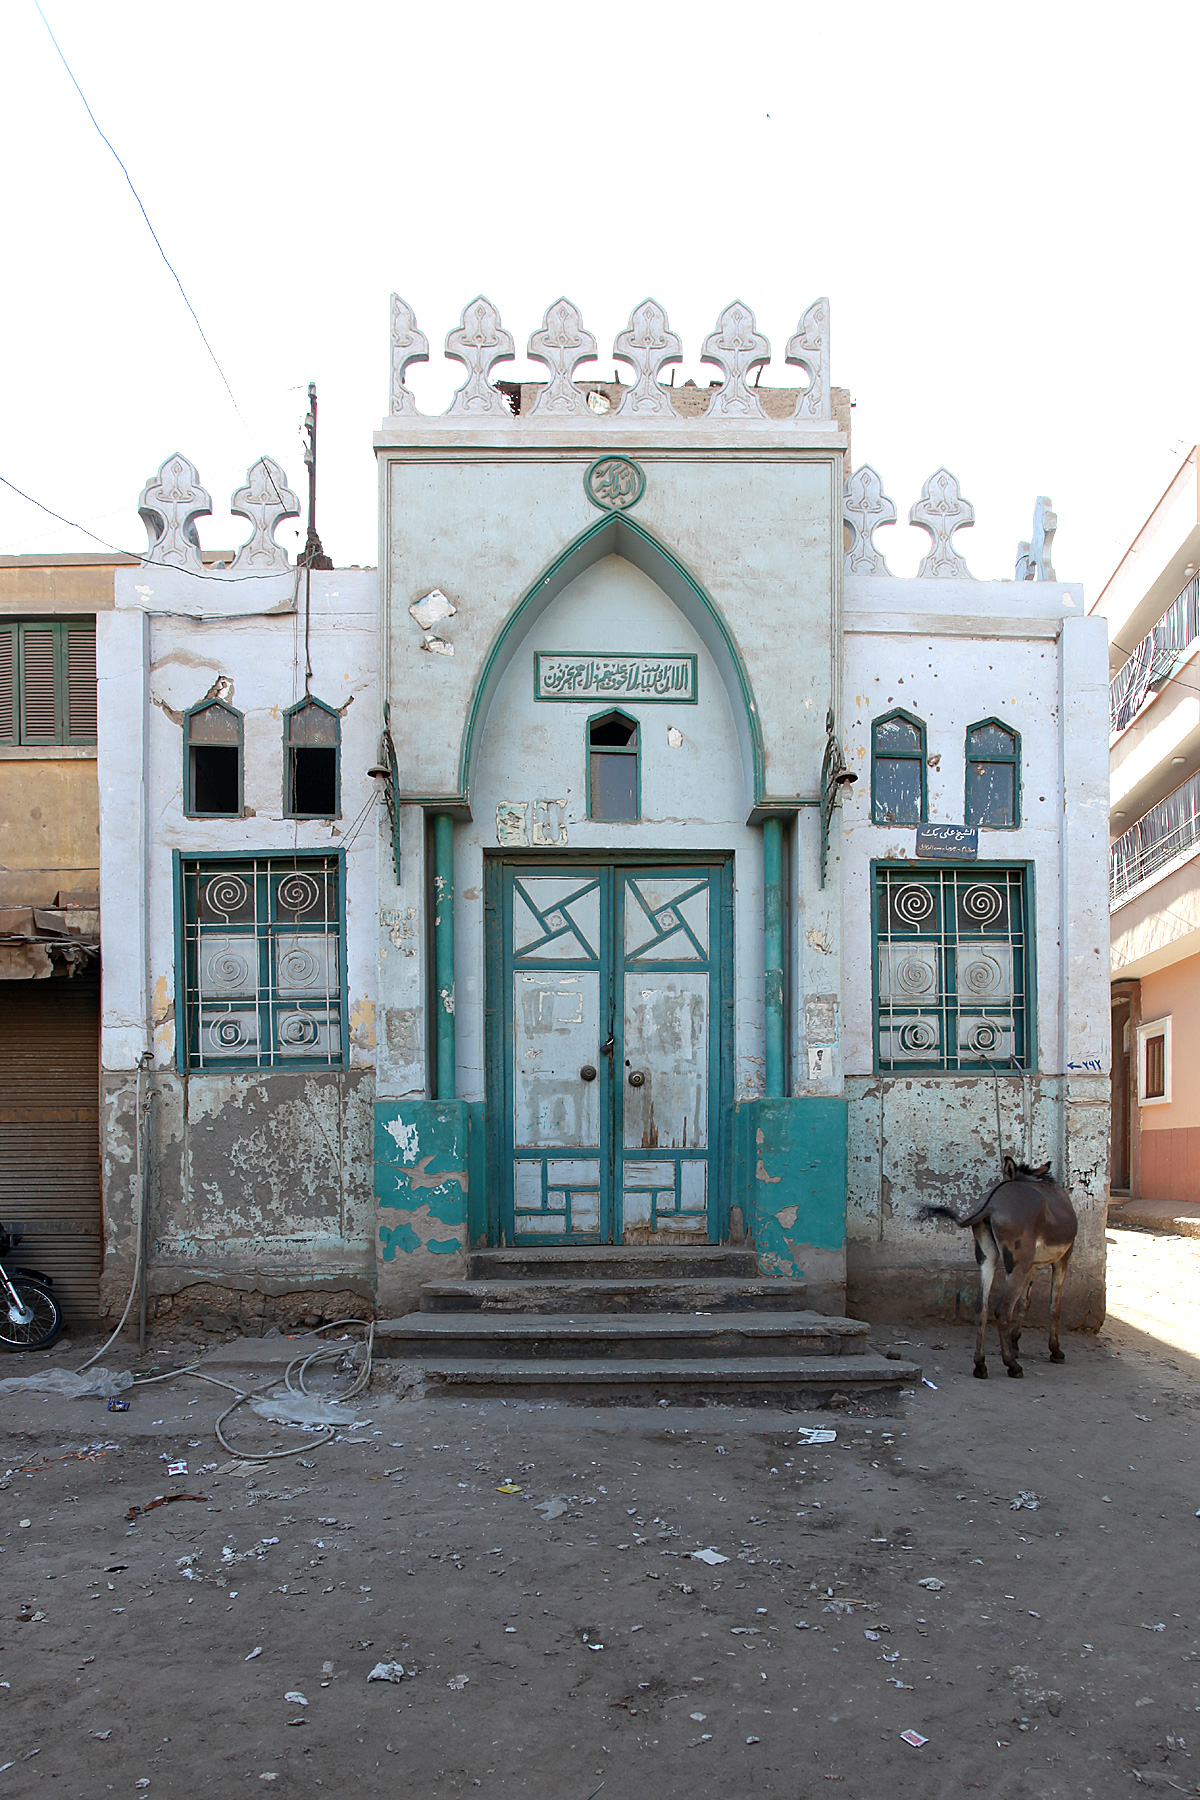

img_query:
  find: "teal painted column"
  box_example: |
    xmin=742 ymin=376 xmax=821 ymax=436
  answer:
xmin=763 ymin=816 xmax=785 ymax=1099
xmin=432 ymin=812 xmax=455 ymax=1100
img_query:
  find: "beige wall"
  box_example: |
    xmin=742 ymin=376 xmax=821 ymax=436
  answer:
xmin=0 ymin=755 xmax=99 ymax=906
xmin=0 ymin=558 xmax=121 ymax=615
xmin=1140 ymin=951 xmax=1200 ymax=1130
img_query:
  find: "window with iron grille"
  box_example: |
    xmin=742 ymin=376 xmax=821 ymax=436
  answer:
xmin=0 ymin=618 xmax=96 ymax=745
xmin=179 ymin=855 xmax=344 ymax=1070
xmin=874 ymin=864 xmax=1031 ymax=1072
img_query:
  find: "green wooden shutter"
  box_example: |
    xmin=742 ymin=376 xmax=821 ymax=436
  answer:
xmin=0 ymin=626 xmax=15 ymax=743
xmin=19 ymin=624 xmax=59 ymax=744
xmin=65 ymin=622 xmax=97 ymax=743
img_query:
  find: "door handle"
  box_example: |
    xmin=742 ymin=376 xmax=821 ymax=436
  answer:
xmin=580 ymin=1065 xmax=597 ymax=1082
xmin=628 ymin=1070 xmax=646 ymax=1088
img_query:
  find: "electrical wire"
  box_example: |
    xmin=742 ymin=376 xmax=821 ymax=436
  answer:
xmin=33 ymin=1 xmax=244 ymax=424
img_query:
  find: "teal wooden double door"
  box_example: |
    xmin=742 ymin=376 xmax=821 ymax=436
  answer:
xmin=487 ymin=859 xmax=731 ymax=1246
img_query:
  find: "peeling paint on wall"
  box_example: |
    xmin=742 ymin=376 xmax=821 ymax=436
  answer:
xmin=350 ymin=994 xmax=376 ymax=1049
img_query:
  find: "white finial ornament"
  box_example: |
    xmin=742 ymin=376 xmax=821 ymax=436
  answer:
xmin=527 ymin=299 xmax=598 ymax=416
xmin=614 ymin=299 xmax=682 ymax=418
xmin=786 ymin=298 xmax=831 ymax=420
xmin=230 ymin=458 xmax=300 ymax=572
xmin=445 ymin=297 xmax=515 ymax=417
xmin=1015 ymin=496 xmax=1057 ymax=581
xmin=911 ymin=469 xmax=975 ymax=578
xmin=390 ymin=297 xmax=429 ymax=416
xmin=843 ymin=466 xmax=897 ymax=575
xmin=138 ymin=455 xmax=211 ymax=572
xmin=702 ymin=301 xmax=770 ymax=418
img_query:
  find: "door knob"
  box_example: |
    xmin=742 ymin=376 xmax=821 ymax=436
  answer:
xmin=628 ymin=1070 xmax=646 ymax=1088
xmin=580 ymin=1065 xmax=597 ymax=1082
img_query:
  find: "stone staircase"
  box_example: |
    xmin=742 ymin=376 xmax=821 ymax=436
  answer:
xmin=375 ymin=1247 xmax=920 ymax=1405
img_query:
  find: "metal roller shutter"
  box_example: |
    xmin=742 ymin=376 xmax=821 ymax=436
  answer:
xmin=0 ymin=967 xmax=100 ymax=1323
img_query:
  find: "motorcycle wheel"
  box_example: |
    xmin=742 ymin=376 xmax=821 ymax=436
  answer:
xmin=0 ymin=1278 xmax=63 ymax=1351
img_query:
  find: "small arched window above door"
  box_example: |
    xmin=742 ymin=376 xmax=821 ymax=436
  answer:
xmin=871 ymin=709 xmax=926 ymax=825
xmin=184 ymin=698 xmax=243 ymax=817
xmin=284 ymin=696 xmax=340 ymax=818
xmin=588 ymin=710 xmax=639 ymax=822
xmin=965 ymin=718 xmax=1020 ymax=828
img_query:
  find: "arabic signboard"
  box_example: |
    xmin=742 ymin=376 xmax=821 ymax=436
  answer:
xmin=914 ymin=823 xmax=979 ymax=860
xmin=534 ymin=653 xmax=697 ymax=704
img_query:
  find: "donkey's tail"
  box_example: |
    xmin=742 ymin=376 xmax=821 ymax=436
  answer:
xmin=920 ymin=1195 xmax=993 ymax=1229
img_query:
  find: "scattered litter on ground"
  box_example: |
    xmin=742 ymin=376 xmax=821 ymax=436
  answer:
xmin=166 ymin=1462 xmax=187 ymax=1477
xmin=107 ymin=1399 xmax=130 ymax=1413
xmin=125 ymin=1494 xmax=208 ymax=1522
xmin=245 ymin=1648 xmax=262 ymax=1662
xmin=1011 ymin=1491 xmax=1040 ymax=1511
xmin=901 ymin=1730 xmax=928 ymax=1747
xmin=793 ymin=1428 xmax=837 ymax=1445
xmin=367 ymin=1662 xmax=409 ymax=1683
xmin=0 ymin=1368 xmax=132 ymax=1399
xmin=447 ymin=1675 xmax=469 ymax=1690
xmin=917 ymin=1578 xmax=944 ymax=1591
xmin=495 ymin=1481 xmax=523 ymax=1494
xmin=691 ymin=1548 xmax=729 ymax=1566
xmin=284 ymin=1691 xmax=307 ymax=1706
xmin=250 ymin=1393 xmax=357 ymax=1428
xmin=534 ymin=1498 xmax=567 ymax=1519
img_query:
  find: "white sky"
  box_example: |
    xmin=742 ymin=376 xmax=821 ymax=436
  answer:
xmin=2 ymin=1 xmax=1198 ymax=602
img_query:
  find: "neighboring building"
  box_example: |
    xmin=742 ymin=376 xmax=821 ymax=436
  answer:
xmin=1096 ymin=448 xmax=1200 ymax=1205
xmin=0 ymin=553 xmax=111 ymax=1319
xmin=78 ymin=293 xmax=1111 ymax=1335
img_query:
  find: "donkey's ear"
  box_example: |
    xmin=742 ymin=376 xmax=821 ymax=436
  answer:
xmin=1034 ymin=1160 xmax=1052 ymax=1179
xmin=1002 ymin=1155 xmax=1017 ymax=1181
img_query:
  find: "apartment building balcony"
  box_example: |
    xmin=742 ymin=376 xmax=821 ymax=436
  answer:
xmin=1110 ymin=766 xmax=1200 ymax=977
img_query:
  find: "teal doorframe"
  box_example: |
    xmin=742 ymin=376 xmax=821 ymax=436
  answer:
xmin=484 ymin=850 xmax=734 ymax=1247
xmin=762 ymin=816 xmax=785 ymax=1097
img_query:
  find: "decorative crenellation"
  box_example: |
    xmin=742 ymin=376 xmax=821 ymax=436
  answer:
xmin=845 ymin=468 xmax=1054 ymax=582
xmin=383 ymin=295 xmax=838 ymax=424
xmin=138 ymin=454 xmax=301 ymax=573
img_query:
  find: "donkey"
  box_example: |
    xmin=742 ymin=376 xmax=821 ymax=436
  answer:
xmin=923 ymin=1158 xmax=1077 ymax=1378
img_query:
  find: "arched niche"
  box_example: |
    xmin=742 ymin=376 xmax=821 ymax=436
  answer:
xmin=456 ymin=514 xmax=765 ymax=817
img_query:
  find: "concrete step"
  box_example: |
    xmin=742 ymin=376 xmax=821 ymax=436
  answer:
xmin=392 ymin=1352 xmax=921 ymax=1406
xmin=376 ymin=1310 xmax=870 ymax=1362
xmin=467 ymin=1246 xmax=761 ymax=1282
xmin=419 ymin=1276 xmax=809 ymax=1315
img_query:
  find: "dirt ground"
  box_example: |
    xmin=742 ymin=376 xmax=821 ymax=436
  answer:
xmin=3 ymin=1225 xmax=1199 ymax=1799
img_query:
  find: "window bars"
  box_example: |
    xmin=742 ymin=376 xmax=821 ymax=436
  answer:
xmin=875 ymin=865 xmax=1029 ymax=1072
xmin=180 ymin=856 xmax=343 ymax=1069
xmin=1110 ymin=766 xmax=1200 ymax=904
xmin=1109 ymin=570 xmax=1200 ymax=736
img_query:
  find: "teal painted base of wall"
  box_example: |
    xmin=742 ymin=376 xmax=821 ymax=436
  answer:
xmin=374 ymin=1099 xmax=484 ymax=1313
xmin=733 ymin=1097 xmax=847 ymax=1309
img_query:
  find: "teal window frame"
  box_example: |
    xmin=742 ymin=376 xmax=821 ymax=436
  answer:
xmin=283 ymin=695 xmax=341 ymax=819
xmin=871 ymin=708 xmax=927 ymax=825
xmin=175 ymin=851 xmax=347 ymax=1073
xmin=871 ymin=860 xmax=1036 ymax=1074
xmin=183 ymin=698 xmax=243 ymax=818
xmin=586 ymin=707 xmax=641 ymax=823
xmin=0 ymin=616 xmax=97 ymax=746
xmin=965 ymin=717 xmax=1021 ymax=829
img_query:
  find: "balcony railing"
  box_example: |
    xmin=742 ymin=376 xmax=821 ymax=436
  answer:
xmin=1111 ymin=765 xmax=1200 ymax=903
xmin=1109 ymin=571 xmax=1200 ymax=735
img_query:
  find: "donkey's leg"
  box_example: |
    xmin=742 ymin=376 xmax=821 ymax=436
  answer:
xmin=973 ymin=1225 xmax=998 ymax=1377
xmin=1011 ymin=1267 xmax=1038 ymax=1360
xmin=1048 ymin=1244 xmax=1073 ymax=1362
xmin=996 ymin=1248 xmax=1037 ymax=1377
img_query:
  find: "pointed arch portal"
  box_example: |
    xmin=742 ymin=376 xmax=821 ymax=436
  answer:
xmin=455 ymin=513 xmax=766 ymax=818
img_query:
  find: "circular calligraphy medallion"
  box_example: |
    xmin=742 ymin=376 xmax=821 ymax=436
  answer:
xmin=584 ymin=456 xmax=646 ymax=513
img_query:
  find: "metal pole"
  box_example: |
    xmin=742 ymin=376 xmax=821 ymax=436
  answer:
xmin=432 ymin=813 xmax=455 ymax=1100
xmin=763 ymin=816 xmax=785 ymax=1098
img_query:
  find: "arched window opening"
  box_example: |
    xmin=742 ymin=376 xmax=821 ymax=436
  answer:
xmin=185 ymin=699 xmax=242 ymax=817
xmin=965 ymin=719 xmax=1020 ymax=828
xmin=285 ymin=698 xmax=340 ymax=818
xmin=588 ymin=710 xmax=639 ymax=822
xmin=871 ymin=709 xmax=926 ymax=825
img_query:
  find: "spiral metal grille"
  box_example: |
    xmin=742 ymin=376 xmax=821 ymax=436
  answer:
xmin=876 ymin=867 xmax=1026 ymax=1072
xmin=182 ymin=858 xmax=342 ymax=1069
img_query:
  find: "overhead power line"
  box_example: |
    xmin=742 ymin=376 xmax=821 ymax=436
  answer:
xmin=33 ymin=1 xmax=244 ymax=425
